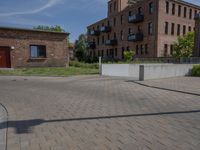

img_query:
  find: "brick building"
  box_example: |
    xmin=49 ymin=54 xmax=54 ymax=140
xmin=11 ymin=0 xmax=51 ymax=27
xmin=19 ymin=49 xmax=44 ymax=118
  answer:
xmin=87 ymin=0 xmax=200 ymax=60
xmin=0 ymin=27 xmax=69 ymax=68
xmin=195 ymin=13 xmax=200 ymax=57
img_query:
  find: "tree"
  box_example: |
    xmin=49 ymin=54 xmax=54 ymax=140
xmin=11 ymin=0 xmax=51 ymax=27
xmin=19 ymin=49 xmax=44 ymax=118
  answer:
xmin=123 ymin=50 xmax=135 ymax=62
xmin=33 ymin=25 xmax=65 ymax=32
xmin=172 ymin=32 xmax=194 ymax=58
xmin=74 ymin=34 xmax=88 ymax=62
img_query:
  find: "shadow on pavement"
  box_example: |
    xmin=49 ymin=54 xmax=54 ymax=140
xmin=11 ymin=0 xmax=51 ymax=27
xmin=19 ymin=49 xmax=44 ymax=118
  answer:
xmin=0 ymin=109 xmax=200 ymax=134
xmin=126 ymin=80 xmax=200 ymax=96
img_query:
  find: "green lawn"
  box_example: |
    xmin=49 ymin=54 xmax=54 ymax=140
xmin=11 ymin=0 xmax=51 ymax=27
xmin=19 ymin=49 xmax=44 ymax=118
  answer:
xmin=0 ymin=67 xmax=99 ymax=77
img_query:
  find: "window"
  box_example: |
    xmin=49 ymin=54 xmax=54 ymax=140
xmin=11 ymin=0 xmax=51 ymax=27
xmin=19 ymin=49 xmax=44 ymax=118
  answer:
xmin=122 ymin=47 xmax=125 ymax=59
xmin=184 ymin=7 xmax=187 ymax=18
xmin=172 ymin=3 xmax=175 ymax=15
xmin=171 ymin=23 xmax=175 ymax=35
xmin=107 ymin=21 xmax=110 ymax=26
xmin=128 ymin=28 xmax=131 ymax=34
xmin=164 ymin=44 xmax=168 ymax=57
xmin=194 ymin=10 xmax=197 ymax=18
xmin=166 ymin=1 xmax=169 ymax=14
xmin=114 ymin=32 xmax=117 ymax=39
xmin=138 ymin=26 xmax=142 ymax=32
xmin=102 ymin=36 xmax=105 ymax=44
xmin=136 ymin=45 xmax=139 ymax=55
xmin=170 ymin=45 xmax=173 ymax=55
xmin=140 ymin=45 xmax=144 ymax=55
xmin=148 ymin=22 xmax=153 ymax=35
xmin=183 ymin=25 xmax=186 ymax=35
xmin=189 ymin=9 xmax=192 ymax=19
xmin=188 ymin=26 xmax=191 ymax=32
xmin=178 ymin=5 xmax=181 ymax=17
xmin=165 ymin=22 xmax=169 ymax=34
xmin=113 ymin=18 xmax=116 ymax=26
xmin=110 ymin=4 xmax=112 ymax=13
xmin=30 ymin=45 xmax=46 ymax=58
xmin=138 ymin=7 xmax=142 ymax=14
xmin=114 ymin=1 xmax=116 ymax=11
xmin=120 ymin=30 xmax=124 ymax=40
xmin=97 ymin=37 xmax=100 ymax=45
xmin=177 ymin=24 xmax=181 ymax=36
xmin=145 ymin=44 xmax=148 ymax=54
xmin=129 ymin=11 xmax=132 ymax=16
xmin=149 ymin=2 xmax=154 ymax=14
xmin=98 ymin=50 xmax=100 ymax=57
xmin=115 ymin=48 xmax=118 ymax=56
xmin=102 ymin=50 xmax=104 ymax=57
xmin=121 ymin=15 xmax=123 ymax=24
xmin=107 ymin=34 xmax=110 ymax=40
xmin=127 ymin=46 xmax=130 ymax=51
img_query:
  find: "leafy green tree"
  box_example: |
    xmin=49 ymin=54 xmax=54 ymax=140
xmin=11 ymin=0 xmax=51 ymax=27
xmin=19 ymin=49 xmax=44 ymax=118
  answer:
xmin=74 ymin=34 xmax=88 ymax=62
xmin=172 ymin=32 xmax=194 ymax=58
xmin=33 ymin=25 xmax=65 ymax=32
xmin=123 ymin=50 xmax=135 ymax=62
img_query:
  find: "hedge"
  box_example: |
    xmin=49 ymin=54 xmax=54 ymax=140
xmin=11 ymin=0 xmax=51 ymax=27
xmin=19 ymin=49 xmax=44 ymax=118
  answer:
xmin=192 ymin=65 xmax=200 ymax=77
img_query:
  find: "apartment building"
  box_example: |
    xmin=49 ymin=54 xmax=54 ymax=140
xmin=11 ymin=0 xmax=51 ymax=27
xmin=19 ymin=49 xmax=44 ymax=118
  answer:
xmin=87 ymin=0 xmax=200 ymax=60
xmin=195 ymin=13 xmax=200 ymax=57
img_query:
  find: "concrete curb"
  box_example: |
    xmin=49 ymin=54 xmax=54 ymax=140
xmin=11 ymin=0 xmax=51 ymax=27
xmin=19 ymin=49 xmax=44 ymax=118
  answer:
xmin=0 ymin=103 xmax=8 ymax=150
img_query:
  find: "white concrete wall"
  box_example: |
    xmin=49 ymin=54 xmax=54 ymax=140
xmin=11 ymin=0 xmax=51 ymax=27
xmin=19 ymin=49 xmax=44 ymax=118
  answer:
xmin=102 ymin=64 xmax=130 ymax=77
xmin=102 ymin=63 xmax=197 ymax=80
xmin=140 ymin=64 xmax=194 ymax=80
xmin=101 ymin=64 xmax=140 ymax=79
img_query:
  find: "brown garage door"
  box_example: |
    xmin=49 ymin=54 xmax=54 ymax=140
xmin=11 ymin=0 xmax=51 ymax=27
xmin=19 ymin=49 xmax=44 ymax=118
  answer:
xmin=0 ymin=47 xmax=11 ymax=68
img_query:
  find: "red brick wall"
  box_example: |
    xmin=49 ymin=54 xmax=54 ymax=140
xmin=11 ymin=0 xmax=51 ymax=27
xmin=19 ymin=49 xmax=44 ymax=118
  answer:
xmin=0 ymin=29 xmax=69 ymax=68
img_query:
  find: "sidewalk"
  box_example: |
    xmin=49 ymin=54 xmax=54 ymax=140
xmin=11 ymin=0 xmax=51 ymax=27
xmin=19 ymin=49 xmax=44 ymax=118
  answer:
xmin=0 ymin=104 xmax=7 ymax=150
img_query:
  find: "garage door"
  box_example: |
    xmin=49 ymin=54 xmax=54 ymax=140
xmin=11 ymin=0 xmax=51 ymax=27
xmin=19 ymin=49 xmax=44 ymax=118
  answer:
xmin=0 ymin=47 xmax=11 ymax=68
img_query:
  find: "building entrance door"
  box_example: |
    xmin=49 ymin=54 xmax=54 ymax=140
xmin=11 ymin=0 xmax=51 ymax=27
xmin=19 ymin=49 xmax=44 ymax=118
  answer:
xmin=0 ymin=47 xmax=11 ymax=68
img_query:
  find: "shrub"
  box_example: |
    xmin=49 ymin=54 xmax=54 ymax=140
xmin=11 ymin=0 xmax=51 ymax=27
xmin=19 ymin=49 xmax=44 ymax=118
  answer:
xmin=123 ymin=50 xmax=135 ymax=62
xmin=192 ymin=65 xmax=200 ymax=77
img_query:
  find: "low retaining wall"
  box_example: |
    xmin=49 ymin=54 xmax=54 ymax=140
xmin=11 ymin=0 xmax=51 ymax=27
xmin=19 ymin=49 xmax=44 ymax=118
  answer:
xmin=101 ymin=63 xmax=197 ymax=80
xmin=139 ymin=64 xmax=194 ymax=81
xmin=101 ymin=64 xmax=140 ymax=79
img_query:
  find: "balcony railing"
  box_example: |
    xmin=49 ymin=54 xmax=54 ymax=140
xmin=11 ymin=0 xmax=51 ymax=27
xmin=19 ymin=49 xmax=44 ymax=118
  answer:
xmin=87 ymin=42 xmax=96 ymax=49
xmin=128 ymin=33 xmax=144 ymax=42
xmin=89 ymin=30 xmax=100 ymax=36
xmin=100 ymin=26 xmax=111 ymax=33
xmin=128 ymin=14 xmax=144 ymax=23
xmin=105 ymin=39 xmax=118 ymax=46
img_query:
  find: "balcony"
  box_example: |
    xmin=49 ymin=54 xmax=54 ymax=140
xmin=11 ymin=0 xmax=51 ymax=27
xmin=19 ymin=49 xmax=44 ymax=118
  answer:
xmin=128 ymin=33 xmax=144 ymax=42
xmin=105 ymin=39 xmax=118 ymax=46
xmin=128 ymin=14 xmax=144 ymax=23
xmin=87 ymin=42 xmax=96 ymax=49
xmin=89 ymin=30 xmax=100 ymax=36
xmin=100 ymin=26 xmax=111 ymax=33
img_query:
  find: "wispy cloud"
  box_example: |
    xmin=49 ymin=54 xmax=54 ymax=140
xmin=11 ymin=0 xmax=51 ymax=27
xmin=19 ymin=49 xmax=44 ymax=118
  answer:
xmin=0 ymin=0 xmax=61 ymax=17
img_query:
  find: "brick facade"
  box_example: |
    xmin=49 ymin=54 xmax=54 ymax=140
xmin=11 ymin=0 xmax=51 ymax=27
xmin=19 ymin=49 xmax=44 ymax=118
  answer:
xmin=0 ymin=27 xmax=69 ymax=68
xmin=87 ymin=0 xmax=200 ymax=59
xmin=194 ymin=13 xmax=200 ymax=57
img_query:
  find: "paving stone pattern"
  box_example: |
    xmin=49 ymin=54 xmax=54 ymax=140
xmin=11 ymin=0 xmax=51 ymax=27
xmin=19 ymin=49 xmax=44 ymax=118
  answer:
xmin=0 ymin=76 xmax=200 ymax=150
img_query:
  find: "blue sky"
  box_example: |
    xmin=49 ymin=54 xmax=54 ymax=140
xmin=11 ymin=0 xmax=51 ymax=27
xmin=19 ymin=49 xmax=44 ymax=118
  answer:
xmin=0 ymin=0 xmax=199 ymax=42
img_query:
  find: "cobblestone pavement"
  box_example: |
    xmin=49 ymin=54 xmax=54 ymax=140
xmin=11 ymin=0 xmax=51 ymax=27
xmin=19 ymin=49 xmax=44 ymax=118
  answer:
xmin=0 ymin=76 xmax=200 ymax=150
xmin=0 ymin=103 xmax=7 ymax=150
